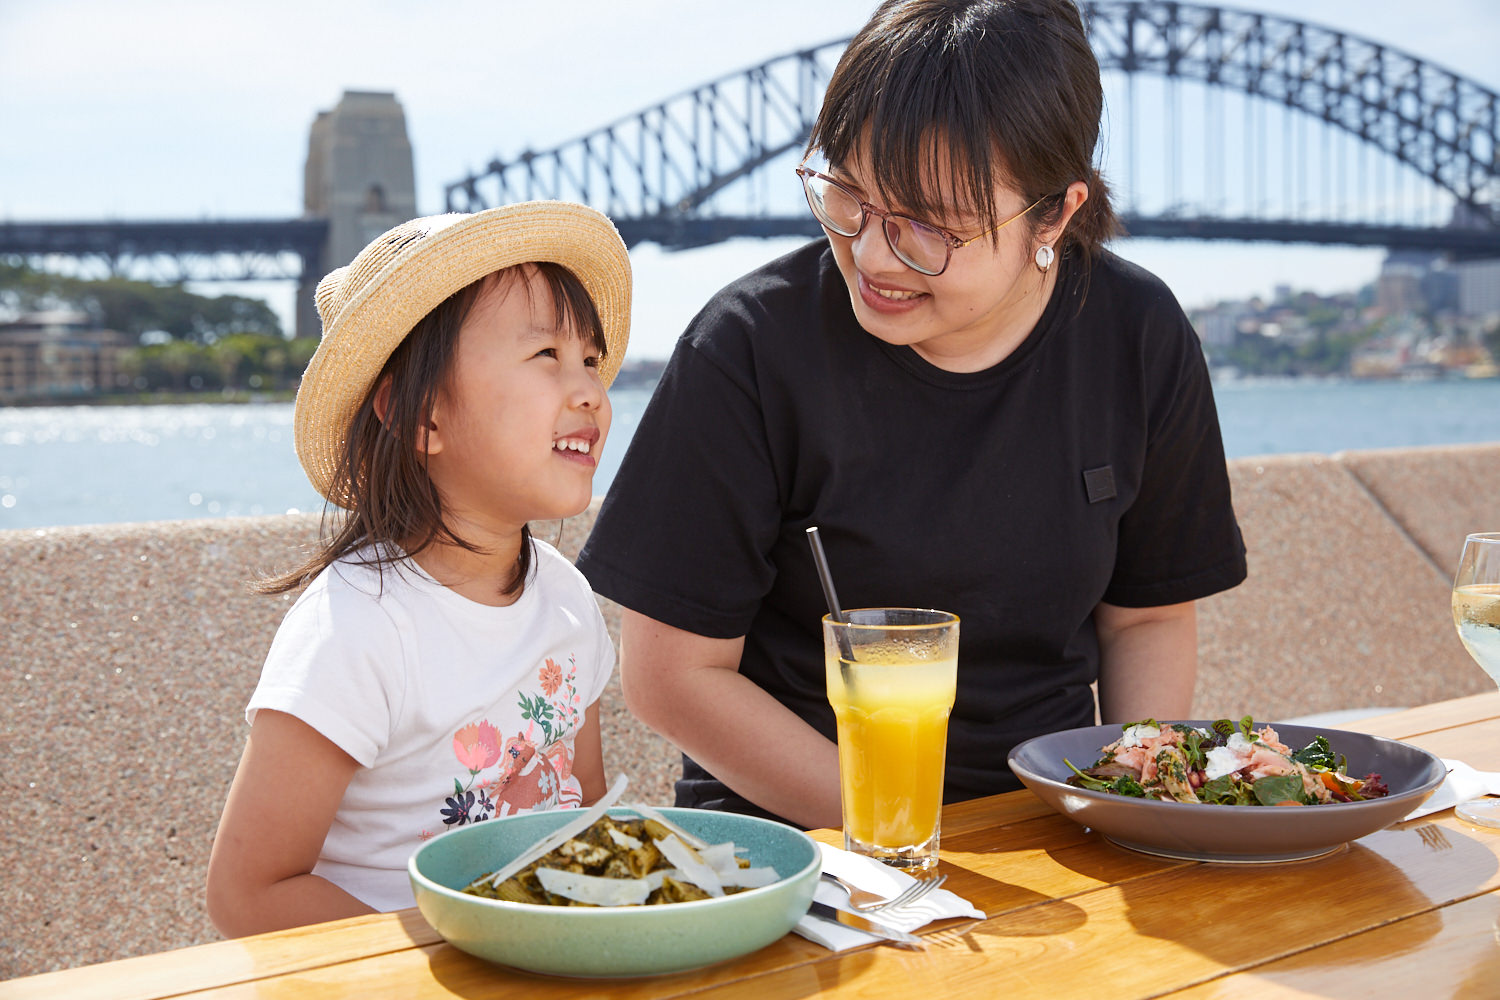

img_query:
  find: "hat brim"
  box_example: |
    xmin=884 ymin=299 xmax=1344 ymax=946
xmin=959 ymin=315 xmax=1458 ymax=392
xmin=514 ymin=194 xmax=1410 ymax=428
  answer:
xmin=293 ymin=201 xmax=631 ymax=507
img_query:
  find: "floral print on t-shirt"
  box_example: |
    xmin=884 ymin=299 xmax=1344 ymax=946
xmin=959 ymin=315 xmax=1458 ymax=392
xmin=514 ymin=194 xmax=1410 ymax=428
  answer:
xmin=434 ymin=654 xmax=585 ymax=833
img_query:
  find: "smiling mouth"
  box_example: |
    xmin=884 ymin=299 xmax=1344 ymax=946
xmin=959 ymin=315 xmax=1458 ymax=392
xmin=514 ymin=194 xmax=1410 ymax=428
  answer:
xmin=869 ymin=284 xmax=924 ymax=301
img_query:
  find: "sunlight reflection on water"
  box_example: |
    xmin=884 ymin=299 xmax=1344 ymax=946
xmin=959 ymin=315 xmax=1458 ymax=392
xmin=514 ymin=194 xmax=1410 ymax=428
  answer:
xmin=2 ymin=380 xmax=1498 ymax=530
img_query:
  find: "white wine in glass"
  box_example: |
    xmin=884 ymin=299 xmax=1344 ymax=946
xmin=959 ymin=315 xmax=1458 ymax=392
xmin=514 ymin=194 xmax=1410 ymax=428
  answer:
xmin=1453 ymin=532 xmax=1500 ymax=828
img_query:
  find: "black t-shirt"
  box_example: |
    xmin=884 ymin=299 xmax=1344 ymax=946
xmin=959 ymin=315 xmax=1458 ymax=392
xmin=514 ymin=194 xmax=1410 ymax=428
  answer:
xmin=577 ymin=240 xmax=1246 ymax=824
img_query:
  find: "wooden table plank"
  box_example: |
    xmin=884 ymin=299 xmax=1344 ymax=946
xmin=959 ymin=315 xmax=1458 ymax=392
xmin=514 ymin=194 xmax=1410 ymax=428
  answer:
xmin=685 ymin=813 xmax=1500 ymax=1000
xmin=131 ymin=935 xmax=847 ymax=999
xmin=1163 ymin=892 xmax=1500 ymax=998
xmin=0 ymin=910 xmax=441 ymax=1000
xmin=1345 ymin=692 xmax=1500 ymax=743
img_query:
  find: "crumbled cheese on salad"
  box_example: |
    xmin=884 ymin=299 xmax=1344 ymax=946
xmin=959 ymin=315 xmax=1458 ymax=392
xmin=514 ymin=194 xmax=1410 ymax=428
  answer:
xmin=1119 ymin=724 xmax=1161 ymax=747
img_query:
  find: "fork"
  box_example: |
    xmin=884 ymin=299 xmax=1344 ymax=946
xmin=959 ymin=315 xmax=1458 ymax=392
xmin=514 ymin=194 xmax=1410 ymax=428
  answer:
xmin=821 ymin=871 xmax=947 ymax=912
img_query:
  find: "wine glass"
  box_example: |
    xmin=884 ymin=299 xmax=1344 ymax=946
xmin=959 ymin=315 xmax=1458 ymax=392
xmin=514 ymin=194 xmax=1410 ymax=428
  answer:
xmin=1453 ymin=532 xmax=1500 ymax=828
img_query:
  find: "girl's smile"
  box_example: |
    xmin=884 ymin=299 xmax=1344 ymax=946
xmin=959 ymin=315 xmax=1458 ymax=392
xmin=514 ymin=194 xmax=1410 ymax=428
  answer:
xmin=552 ymin=426 xmax=601 ymax=463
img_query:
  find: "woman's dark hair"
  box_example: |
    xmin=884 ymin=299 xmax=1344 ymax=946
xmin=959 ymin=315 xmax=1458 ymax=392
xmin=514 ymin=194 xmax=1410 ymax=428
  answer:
xmin=809 ymin=0 xmax=1118 ymax=257
xmin=258 ymin=261 xmax=608 ymax=598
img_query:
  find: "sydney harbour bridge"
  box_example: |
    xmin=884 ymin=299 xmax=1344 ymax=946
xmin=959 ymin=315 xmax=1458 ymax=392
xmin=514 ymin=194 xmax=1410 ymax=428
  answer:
xmin=3 ymin=1 xmax=1498 ymax=336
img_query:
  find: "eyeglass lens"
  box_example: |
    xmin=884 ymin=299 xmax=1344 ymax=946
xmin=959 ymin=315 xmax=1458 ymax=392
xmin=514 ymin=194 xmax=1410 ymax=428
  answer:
xmin=802 ymin=172 xmax=952 ymax=275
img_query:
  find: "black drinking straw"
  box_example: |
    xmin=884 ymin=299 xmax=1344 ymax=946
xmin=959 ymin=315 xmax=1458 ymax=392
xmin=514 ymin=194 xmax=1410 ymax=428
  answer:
xmin=806 ymin=526 xmax=856 ymax=662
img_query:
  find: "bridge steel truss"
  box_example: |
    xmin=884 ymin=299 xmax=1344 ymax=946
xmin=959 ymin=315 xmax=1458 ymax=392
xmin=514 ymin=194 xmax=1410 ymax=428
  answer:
xmin=0 ymin=219 xmax=329 ymax=283
xmin=443 ymin=40 xmax=847 ymax=247
xmin=1085 ymin=0 xmax=1500 ymax=243
xmin=445 ymin=1 xmax=1500 ymax=256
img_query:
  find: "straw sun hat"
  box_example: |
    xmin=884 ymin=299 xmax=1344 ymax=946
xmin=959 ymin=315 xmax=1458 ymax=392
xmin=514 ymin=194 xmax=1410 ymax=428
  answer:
xmin=294 ymin=201 xmax=631 ymax=507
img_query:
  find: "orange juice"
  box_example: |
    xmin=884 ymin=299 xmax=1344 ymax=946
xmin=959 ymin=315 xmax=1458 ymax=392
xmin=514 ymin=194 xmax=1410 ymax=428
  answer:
xmin=826 ymin=651 xmax=956 ymax=850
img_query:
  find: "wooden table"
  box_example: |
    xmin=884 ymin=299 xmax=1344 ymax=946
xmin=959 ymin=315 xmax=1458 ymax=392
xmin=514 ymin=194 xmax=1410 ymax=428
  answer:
xmin=8 ymin=693 xmax=1500 ymax=999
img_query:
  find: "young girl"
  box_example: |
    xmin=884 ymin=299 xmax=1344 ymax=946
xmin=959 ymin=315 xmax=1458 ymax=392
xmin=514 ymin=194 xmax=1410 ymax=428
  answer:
xmin=206 ymin=201 xmax=631 ymax=937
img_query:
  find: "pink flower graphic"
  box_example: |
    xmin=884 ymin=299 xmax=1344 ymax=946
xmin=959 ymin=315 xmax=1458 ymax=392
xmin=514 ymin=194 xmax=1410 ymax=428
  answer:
xmin=539 ymin=658 xmax=564 ymax=696
xmin=453 ymin=721 xmax=502 ymax=772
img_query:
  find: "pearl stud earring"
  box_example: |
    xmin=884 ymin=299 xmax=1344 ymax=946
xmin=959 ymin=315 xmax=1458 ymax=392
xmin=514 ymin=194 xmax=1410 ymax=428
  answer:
xmin=1034 ymin=244 xmax=1055 ymax=273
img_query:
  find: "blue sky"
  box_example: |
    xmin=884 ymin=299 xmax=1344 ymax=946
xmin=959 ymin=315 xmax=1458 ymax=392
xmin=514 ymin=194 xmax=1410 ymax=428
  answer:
xmin=4 ymin=0 xmax=1497 ymax=357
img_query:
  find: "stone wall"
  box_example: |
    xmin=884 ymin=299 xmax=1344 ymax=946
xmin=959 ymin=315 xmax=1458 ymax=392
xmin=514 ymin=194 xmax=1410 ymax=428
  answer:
xmin=3 ymin=441 xmax=1497 ymax=979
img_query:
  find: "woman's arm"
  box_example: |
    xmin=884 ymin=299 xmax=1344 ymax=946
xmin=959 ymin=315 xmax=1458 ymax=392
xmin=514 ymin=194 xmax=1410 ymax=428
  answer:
xmin=1093 ymin=599 xmax=1198 ymax=723
xmin=570 ymin=702 xmax=607 ymax=804
xmin=206 ymin=709 xmax=374 ymax=937
xmin=620 ymin=608 xmax=842 ymax=829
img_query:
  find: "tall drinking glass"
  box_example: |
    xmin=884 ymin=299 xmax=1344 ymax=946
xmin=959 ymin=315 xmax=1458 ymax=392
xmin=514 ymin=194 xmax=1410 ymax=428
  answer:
xmin=823 ymin=608 xmax=958 ymax=876
xmin=1453 ymin=532 xmax=1500 ymax=828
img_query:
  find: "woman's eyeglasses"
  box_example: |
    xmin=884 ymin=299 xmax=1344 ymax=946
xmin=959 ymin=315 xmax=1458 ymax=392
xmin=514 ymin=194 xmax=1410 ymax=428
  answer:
xmin=795 ymin=164 xmax=1043 ymax=276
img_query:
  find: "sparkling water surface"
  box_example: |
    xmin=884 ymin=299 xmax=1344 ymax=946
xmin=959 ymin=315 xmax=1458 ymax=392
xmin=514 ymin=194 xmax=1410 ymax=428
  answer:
xmin=3 ymin=380 xmax=1498 ymax=531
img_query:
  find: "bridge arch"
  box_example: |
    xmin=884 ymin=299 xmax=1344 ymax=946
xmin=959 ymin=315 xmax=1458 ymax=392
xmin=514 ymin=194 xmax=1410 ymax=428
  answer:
xmin=444 ymin=1 xmax=1499 ymax=251
xmin=1084 ymin=1 xmax=1498 ymax=226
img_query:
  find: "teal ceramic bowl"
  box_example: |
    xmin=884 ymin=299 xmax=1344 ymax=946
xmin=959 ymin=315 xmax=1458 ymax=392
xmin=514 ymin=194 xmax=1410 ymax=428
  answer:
xmin=408 ymin=807 xmax=820 ymax=978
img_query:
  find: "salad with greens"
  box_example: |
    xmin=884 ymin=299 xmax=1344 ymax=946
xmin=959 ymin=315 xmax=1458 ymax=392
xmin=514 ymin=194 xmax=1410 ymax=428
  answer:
xmin=1064 ymin=717 xmax=1390 ymax=806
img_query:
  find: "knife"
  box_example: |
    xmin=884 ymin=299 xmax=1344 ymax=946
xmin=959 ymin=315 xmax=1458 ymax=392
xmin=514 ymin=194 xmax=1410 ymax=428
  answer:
xmin=807 ymin=900 xmax=927 ymax=949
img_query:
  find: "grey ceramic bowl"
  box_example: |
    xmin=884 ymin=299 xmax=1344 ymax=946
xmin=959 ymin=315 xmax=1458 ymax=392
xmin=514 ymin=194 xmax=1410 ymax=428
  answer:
xmin=408 ymin=806 xmax=820 ymax=977
xmin=1008 ymin=721 xmax=1446 ymax=863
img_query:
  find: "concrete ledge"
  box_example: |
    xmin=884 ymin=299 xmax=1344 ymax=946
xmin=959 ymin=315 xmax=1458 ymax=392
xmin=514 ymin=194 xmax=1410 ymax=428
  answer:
xmin=1194 ymin=451 xmax=1491 ymax=720
xmin=3 ymin=442 xmax=1498 ymax=978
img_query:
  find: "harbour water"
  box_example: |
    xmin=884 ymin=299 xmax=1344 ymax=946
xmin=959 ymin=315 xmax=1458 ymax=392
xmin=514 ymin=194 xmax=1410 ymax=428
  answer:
xmin=2 ymin=377 xmax=1498 ymax=531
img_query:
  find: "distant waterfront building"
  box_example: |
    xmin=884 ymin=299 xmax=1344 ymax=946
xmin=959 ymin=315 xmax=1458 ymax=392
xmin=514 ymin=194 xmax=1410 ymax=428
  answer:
xmin=1437 ymin=204 xmax=1500 ymax=320
xmin=0 ymin=310 xmax=131 ymax=400
xmin=1189 ymin=301 xmax=1246 ymax=351
xmin=1452 ymin=259 xmax=1500 ymax=319
xmin=1376 ymin=251 xmax=1438 ymax=315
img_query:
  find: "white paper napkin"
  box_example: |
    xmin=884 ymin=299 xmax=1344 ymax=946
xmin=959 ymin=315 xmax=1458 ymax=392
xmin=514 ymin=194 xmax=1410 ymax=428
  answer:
xmin=1403 ymin=759 xmax=1500 ymax=821
xmin=793 ymin=843 xmax=987 ymax=951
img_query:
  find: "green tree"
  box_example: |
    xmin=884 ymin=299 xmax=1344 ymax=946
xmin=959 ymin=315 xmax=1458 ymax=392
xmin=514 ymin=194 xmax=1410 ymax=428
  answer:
xmin=0 ymin=262 xmax=284 ymax=342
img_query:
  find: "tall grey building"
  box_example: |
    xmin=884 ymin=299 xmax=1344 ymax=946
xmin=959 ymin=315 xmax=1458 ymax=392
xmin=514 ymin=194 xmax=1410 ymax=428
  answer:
xmin=297 ymin=91 xmax=417 ymax=337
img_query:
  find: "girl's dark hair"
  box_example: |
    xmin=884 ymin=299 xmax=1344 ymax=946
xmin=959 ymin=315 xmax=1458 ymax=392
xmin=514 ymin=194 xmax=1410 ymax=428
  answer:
xmin=809 ymin=0 xmax=1119 ymax=257
xmin=258 ymin=261 xmax=607 ymax=598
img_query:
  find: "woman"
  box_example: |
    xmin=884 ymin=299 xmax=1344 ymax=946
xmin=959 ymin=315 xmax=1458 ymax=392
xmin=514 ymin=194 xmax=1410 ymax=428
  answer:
xmin=577 ymin=0 xmax=1246 ymax=831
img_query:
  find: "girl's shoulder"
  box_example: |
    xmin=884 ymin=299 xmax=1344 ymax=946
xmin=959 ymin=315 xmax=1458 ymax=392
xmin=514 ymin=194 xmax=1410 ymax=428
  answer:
xmin=528 ymin=537 xmax=597 ymax=599
xmin=294 ymin=543 xmax=422 ymax=607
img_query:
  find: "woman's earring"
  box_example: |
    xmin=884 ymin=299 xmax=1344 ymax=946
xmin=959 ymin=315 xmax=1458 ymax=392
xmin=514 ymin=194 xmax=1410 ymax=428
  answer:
xmin=1034 ymin=244 xmax=1055 ymax=273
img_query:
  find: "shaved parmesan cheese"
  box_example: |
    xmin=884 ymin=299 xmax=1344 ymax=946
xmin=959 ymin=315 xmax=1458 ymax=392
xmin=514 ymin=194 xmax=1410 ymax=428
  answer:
xmin=606 ymin=827 xmax=643 ymax=851
xmin=642 ymin=869 xmax=675 ymax=891
xmin=697 ymin=842 xmax=742 ymax=871
xmin=721 ymin=866 xmax=780 ymax=889
xmin=654 ymin=834 xmax=724 ymax=897
xmin=535 ymin=867 xmax=650 ymax=906
xmin=625 ymin=802 xmax=710 ymax=849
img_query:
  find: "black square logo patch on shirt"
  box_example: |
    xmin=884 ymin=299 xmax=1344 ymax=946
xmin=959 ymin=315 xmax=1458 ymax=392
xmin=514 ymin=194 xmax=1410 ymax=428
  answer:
xmin=1083 ymin=465 xmax=1117 ymax=504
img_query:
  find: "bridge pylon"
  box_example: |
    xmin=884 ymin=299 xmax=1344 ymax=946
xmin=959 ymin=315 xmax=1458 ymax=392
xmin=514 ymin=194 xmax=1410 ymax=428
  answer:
xmin=299 ymin=91 xmax=418 ymax=337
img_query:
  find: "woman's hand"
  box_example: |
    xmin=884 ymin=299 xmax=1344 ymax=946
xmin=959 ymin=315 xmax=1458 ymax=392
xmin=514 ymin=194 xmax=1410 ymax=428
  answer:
xmin=206 ymin=710 xmax=373 ymax=937
xmin=619 ymin=609 xmax=842 ymax=829
xmin=1094 ymin=600 xmax=1199 ymax=723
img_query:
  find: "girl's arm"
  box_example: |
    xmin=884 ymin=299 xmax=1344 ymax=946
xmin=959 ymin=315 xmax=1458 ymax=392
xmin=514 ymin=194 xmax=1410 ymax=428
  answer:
xmin=206 ymin=709 xmax=374 ymax=937
xmin=1093 ymin=599 xmax=1199 ymax=723
xmin=571 ymin=701 xmax=607 ymax=804
xmin=619 ymin=608 xmax=842 ymax=829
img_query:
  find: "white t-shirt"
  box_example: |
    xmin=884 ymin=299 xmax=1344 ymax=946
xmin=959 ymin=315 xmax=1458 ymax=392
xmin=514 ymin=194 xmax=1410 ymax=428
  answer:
xmin=246 ymin=539 xmax=614 ymax=912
